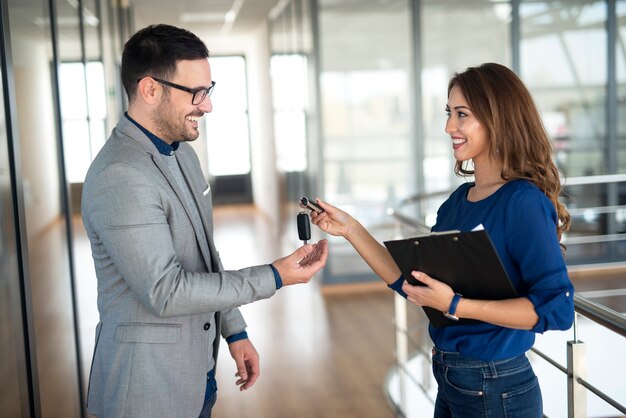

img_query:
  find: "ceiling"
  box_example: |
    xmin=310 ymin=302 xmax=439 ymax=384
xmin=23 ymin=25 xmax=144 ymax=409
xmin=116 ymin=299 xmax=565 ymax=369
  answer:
xmin=129 ymin=0 xmax=284 ymax=37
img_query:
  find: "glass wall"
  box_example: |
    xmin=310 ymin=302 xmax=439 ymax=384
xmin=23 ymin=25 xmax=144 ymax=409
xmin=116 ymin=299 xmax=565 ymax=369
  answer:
xmin=616 ymin=0 xmax=626 ymax=264
xmin=7 ymin=0 xmax=81 ymax=416
xmin=272 ymin=54 xmax=309 ymax=173
xmin=269 ymin=0 xmax=317 ymax=203
xmin=319 ymin=0 xmax=413 ymax=206
xmin=521 ymin=1 xmax=607 ymax=177
xmin=206 ymin=56 xmax=251 ymax=177
xmin=0 ymin=61 xmax=32 ymax=417
xmin=204 ymin=55 xmax=254 ymax=204
xmin=520 ymin=1 xmax=626 ymax=263
xmin=316 ymin=0 xmax=413 ymax=283
xmin=420 ymin=0 xmax=511 ymax=224
xmin=57 ymin=0 xmax=107 ymax=397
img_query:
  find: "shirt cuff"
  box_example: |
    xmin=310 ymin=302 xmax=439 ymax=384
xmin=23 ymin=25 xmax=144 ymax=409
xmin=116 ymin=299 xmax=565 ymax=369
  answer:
xmin=225 ymin=331 xmax=248 ymax=344
xmin=270 ymin=264 xmax=283 ymax=289
xmin=388 ymin=275 xmax=407 ymax=299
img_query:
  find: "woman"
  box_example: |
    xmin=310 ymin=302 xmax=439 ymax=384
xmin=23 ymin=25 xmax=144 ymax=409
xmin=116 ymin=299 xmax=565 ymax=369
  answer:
xmin=310 ymin=62 xmax=574 ymax=417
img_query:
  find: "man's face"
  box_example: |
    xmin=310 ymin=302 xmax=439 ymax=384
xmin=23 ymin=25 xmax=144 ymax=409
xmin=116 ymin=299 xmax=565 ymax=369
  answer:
xmin=152 ymin=59 xmax=213 ymax=143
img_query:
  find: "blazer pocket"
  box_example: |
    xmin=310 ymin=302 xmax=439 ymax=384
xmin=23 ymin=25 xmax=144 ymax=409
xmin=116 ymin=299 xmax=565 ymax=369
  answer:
xmin=115 ymin=323 xmax=181 ymax=344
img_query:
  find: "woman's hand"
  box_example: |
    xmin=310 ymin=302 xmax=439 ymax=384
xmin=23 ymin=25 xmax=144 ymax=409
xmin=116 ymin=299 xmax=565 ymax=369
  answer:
xmin=309 ymin=199 xmax=356 ymax=239
xmin=404 ymin=271 xmax=541 ymax=329
xmin=308 ymin=197 xmax=402 ymax=285
xmin=402 ymin=271 xmax=455 ymax=312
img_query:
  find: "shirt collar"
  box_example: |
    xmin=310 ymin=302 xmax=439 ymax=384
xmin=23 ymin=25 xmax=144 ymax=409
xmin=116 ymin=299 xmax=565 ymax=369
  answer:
xmin=125 ymin=112 xmax=180 ymax=156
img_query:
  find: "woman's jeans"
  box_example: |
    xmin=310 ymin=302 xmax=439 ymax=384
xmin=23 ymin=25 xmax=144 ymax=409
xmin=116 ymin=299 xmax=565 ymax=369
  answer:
xmin=431 ymin=347 xmax=542 ymax=418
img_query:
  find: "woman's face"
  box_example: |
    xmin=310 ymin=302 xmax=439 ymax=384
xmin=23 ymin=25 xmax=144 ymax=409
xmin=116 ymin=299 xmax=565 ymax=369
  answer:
xmin=445 ymin=85 xmax=491 ymax=165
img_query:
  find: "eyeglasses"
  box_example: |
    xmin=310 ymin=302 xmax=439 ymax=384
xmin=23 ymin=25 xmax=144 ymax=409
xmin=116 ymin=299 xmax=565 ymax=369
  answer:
xmin=144 ymin=77 xmax=216 ymax=105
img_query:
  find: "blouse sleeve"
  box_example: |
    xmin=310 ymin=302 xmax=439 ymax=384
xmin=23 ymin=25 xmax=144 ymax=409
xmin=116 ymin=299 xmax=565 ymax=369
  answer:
xmin=388 ymin=275 xmax=408 ymax=299
xmin=505 ymin=187 xmax=575 ymax=333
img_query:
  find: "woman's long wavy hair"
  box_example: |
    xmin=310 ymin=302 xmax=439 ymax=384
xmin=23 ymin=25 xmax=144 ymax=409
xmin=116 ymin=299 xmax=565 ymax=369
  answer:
xmin=448 ymin=63 xmax=570 ymax=242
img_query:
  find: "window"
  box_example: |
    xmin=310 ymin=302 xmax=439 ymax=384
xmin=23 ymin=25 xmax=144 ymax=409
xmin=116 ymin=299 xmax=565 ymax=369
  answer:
xmin=59 ymin=61 xmax=107 ymax=183
xmin=271 ymin=54 xmax=309 ymax=172
xmin=205 ymin=56 xmax=251 ymax=176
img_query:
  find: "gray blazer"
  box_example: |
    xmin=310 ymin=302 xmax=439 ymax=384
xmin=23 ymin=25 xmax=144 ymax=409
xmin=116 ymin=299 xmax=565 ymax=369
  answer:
xmin=82 ymin=117 xmax=276 ymax=418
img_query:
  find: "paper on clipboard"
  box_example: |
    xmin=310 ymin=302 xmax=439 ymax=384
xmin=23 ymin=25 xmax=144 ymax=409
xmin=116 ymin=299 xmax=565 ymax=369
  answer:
xmin=383 ymin=229 xmax=518 ymax=328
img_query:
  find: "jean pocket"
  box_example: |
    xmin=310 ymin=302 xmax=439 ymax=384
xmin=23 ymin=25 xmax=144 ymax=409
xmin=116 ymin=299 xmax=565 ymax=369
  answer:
xmin=444 ymin=366 xmax=485 ymax=397
xmin=501 ymin=374 xmax=542 ymax=418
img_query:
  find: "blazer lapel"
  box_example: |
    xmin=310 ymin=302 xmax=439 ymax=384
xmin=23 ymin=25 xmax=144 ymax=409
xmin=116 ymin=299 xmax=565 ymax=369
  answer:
xmin=176 ymin=148 xmax=222 ymax=273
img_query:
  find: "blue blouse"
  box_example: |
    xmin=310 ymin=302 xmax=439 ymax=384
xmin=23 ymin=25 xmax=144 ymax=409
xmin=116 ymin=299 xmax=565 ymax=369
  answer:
xmin=391 ymin=180 xmax=574 ymax=360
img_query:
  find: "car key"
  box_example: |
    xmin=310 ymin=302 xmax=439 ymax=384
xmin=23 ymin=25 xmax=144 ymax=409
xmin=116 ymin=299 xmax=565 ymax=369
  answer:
xmin=297 ymin=211 xmax=311 ymax=244
xmin=299 ymin=196 xmax=324 ymax=214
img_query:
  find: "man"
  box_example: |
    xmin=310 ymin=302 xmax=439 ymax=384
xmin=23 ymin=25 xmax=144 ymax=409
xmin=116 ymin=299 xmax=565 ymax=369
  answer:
xmin=81 ymin=24 xmax=328 ymax=418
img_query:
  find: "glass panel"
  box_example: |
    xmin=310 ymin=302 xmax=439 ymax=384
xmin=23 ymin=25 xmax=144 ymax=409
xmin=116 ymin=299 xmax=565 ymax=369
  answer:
xmin=82 ymin=0 xmax=101 ymax=63
xmin=520 ymin=1 xmax=618 ymax=265
xmin=59 ymin=62 xmax=107 ymax=183
xmin=205 ymin=56 xmax=251 ymax=176
xmin=421 ymin=0 xmax=511 ymax=219
xmin=318 ymin=0 xmax=413 ymax=283
xmin=86 ymin=62 xmax=107 ymax=121
xmin=271 ymin=54 xmax=308 ymax=110
xmin=62 ymin=120 xmax=91 ymax=183
xmin=319 ymin=0 xmax=412 ymax=203
xmin=271 ymin=54 xmax=309 ymax=172
xmin=59 ymin=63 xmax=88 ymax=119
xmin=617 ymin=2 xmax=626 ymax=175
xmin=269 ymin=0 xmax=315 ymax=205
xmin=77 ymin=0 xmax=105 ymax=398
xmin=8 ymin=0 xmax=82 ymax=416
xmin=0 ymin=64 xmax=30 ymax=417
xmin=274 ymin=110 xmax=307 ymax=172
xmin=521 ymin=1 xmax=607 ymax=177
xmin=206 ymin=113 xmax=251 ymax=176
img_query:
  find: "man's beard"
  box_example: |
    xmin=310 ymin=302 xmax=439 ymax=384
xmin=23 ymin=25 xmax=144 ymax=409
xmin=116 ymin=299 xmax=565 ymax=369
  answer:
xmin=152 ymin=95 xmax=199 ymax=143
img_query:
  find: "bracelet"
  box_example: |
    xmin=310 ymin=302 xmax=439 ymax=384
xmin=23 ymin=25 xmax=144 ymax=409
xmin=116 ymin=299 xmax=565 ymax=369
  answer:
xmin=444 ymin=293 xmax=462 ymax=321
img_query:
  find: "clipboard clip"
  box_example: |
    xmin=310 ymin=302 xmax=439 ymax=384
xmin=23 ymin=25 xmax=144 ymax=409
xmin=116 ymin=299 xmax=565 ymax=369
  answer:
xmin=413 ymin=230 xmax=461 ymax=245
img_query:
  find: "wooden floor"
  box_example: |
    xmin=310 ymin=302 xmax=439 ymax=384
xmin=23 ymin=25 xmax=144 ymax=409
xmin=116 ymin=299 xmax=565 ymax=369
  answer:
xmin=21 ymin=204 xmax=626 ymax=418
xmin=64 ymin=204 xmax=396 ymax=418
xmin=208 ymin=205 xmax=397 ymax=418
xmin=212 ymin=289 xmax=397 ymax=418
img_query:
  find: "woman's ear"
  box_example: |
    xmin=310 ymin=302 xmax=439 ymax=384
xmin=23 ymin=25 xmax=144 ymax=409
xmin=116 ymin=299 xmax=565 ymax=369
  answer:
xmin=136 ymin=77 xmax=161 ymax=105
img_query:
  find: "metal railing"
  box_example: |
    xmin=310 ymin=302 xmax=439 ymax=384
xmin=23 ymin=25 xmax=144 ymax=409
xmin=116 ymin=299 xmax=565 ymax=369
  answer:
xmin=384 ymin=175 xmax=626 ymax=417
xmin=386 ymin=296 xmax=626 ymax=417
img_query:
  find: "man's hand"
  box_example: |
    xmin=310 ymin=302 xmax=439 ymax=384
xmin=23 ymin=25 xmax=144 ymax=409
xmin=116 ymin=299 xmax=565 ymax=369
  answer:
xmin=272 ymin=239 xmax=328 ymax=286
xmin=228 ymin=339 xmax=260 ymax=391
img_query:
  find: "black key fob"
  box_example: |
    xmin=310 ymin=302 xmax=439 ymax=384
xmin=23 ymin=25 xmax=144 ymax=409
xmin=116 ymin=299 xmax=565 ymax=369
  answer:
xmin=297 ymin=212 xmax=311 ymax=243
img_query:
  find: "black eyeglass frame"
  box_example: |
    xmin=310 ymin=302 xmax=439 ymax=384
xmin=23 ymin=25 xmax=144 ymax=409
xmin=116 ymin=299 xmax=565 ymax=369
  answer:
xmin=139 ymin=77 xmax=216 ymax=105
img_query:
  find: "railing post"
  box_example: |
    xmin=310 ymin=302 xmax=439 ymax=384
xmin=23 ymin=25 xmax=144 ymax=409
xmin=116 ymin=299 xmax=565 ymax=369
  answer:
xmin=394 ymin=293 xmax=408 ymax=416
xmin=567 ymin=339 xmax=587 ymax=418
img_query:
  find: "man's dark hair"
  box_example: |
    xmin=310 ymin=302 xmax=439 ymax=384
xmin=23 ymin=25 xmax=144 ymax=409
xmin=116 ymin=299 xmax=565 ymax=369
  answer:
xmin=121 ymin=24 xmax=209 ymax=102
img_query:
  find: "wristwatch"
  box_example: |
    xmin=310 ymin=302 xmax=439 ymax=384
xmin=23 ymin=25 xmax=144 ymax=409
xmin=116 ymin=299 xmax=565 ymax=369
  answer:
xmin=444 ymin=293 xmax=462 ymax=320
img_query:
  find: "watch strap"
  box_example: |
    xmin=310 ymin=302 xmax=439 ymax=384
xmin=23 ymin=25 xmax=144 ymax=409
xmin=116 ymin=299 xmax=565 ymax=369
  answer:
xmin=444 ymin=293 xmax=462 ymax=320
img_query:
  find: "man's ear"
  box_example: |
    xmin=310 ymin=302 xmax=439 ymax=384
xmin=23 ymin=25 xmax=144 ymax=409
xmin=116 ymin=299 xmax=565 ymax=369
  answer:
xmin=136 ymin=77 xmax=161 ymax=105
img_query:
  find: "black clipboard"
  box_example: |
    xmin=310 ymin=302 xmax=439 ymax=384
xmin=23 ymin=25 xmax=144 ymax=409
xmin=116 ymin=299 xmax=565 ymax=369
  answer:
xmin=384 ymin=230 xmax=518 ymax=328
